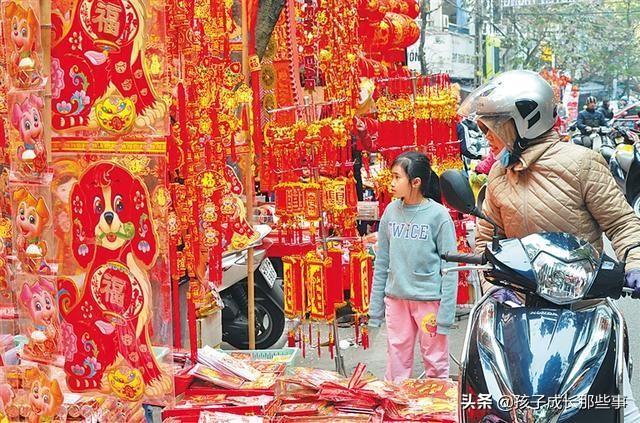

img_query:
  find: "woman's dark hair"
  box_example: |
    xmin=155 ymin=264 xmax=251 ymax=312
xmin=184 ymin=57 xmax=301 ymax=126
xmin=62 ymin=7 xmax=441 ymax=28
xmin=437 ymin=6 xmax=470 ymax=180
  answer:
xmin=391 ymin=151 xmax=442 ymax=203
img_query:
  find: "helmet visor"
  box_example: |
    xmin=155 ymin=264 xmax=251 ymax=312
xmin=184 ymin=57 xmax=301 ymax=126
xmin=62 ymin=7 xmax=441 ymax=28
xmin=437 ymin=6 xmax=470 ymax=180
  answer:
xmin=476 ymin=115 xmax=513 ymax=136
xmin=458 ymin=76 xmax=516 ymax=122
xmin=458 ymin=78 xmax=501 ymax=118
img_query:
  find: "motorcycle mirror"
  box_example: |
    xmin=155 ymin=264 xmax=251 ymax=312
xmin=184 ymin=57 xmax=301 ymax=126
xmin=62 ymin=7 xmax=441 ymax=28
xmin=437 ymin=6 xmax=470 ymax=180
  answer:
xmin=440 ymin=170 xmax=483 ymax=217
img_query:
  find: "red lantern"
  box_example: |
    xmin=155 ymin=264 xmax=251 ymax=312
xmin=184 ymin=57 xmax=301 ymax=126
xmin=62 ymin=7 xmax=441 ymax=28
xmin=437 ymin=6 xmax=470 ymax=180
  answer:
xmin=391 ymin=0 xmax=420 ymax=19
xmin=349 ymin=247 xmax=373 ymax=314
xmin=304 ymin=184 xmax=321 ymax=221
xmin=327 ymin=246 xmax=346 ymax=309
xmin=358 ymin=0 xmax=387 ymax=21
xmin=304 ymin=251 xmax=334 ymax=321
xmin=368 ymin=13 xmax=420 ymax=52
xmin=283 ymin=255 xmax=306 ymax=318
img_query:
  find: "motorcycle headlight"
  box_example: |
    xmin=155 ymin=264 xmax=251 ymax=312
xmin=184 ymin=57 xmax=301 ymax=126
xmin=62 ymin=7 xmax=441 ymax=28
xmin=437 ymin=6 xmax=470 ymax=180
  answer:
xmin=533 ymin=253 xmax=596 ymax=304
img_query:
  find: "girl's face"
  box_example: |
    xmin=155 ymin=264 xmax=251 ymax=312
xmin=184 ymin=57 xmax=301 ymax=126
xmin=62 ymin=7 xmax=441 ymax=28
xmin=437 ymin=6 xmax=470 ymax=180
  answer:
xmin=478 ymin=120 xmax=505 ymax=156
xmin=390 ymin=164 xmax=419 ymax=199
xmin=486 ymin=130 xmax=504 ymax=156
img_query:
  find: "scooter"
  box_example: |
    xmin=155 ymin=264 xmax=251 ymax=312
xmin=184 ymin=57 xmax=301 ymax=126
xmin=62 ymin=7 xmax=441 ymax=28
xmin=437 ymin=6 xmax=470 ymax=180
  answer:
xmin=179 ymin=225 xmax=285 ymax=350
xmin=219 ymin=225 xmax=285 ymax=350
xmin=439 ymin=170 xmax=638 ymax=423
xmin=573 ymin=126 xmax=613 ymax=153
xmin=609 ymin=134 xmax=640 ymax=218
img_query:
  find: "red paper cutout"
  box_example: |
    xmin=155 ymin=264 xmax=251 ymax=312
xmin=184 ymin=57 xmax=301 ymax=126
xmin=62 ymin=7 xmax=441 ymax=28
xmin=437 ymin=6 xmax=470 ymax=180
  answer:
xmin=51 ymin=0 xmax=165 ymax=132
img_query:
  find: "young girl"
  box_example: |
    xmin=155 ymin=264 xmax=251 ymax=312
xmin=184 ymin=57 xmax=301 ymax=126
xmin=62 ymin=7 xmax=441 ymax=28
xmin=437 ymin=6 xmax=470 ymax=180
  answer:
xmin=369 ymin=151 xmax=458 ymax=383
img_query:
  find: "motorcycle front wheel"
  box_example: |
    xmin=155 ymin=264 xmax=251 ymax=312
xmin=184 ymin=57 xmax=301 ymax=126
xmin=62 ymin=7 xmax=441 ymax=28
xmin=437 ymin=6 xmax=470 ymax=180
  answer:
xmin=223 ymin=281 xmax=286 ymax=350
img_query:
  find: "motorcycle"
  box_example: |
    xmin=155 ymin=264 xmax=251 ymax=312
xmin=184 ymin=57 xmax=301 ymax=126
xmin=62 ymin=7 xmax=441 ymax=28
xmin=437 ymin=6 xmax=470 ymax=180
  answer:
xmin=610 ymin=140 xmax=640 ymax=218
xmin=179 ymin=225 xmax=285 ymax=350
xmin=573 ymin=126 xmax=613 ymax=153
xmin=439 ymin=170 xmax=638 ymax=423
xmin=611 ymin=124 xmax=640 ymax=146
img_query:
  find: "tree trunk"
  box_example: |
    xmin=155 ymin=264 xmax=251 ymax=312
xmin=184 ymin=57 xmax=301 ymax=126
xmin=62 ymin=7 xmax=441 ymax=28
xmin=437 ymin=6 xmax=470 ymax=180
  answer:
xmin=255 ymin=0 xmax=286 ymax=59
xmin=419 ymin=0 xmax=429 ymax=75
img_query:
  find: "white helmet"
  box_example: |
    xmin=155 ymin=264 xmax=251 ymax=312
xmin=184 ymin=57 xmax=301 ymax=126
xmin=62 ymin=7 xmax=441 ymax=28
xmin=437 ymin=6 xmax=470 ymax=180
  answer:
xmin=459 ymin=70 xmax=557 ymax=141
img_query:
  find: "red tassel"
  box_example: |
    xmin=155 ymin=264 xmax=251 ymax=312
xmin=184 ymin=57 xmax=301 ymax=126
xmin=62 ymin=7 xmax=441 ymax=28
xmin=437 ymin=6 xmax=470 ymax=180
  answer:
xmin=301 ymin=327 xmax=306 ymax=358
xmin=362 ymin=325 xmax=369 ymax=350
xmin=329 ymin=327 xmax=335 ymax=360
xmin=288 ymin=329 xmax=295 ymax=347
xmin=317 ymin=327 xmax=321 ymax=358
xmin=355 ymin=316 xmax=361 ymax=344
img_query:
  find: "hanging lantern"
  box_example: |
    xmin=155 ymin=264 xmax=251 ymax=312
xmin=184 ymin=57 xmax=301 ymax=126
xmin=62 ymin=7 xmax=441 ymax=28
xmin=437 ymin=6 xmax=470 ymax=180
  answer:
xmin=304 ymin=250 xmax=334 ymax=321
xmin=283 ymin=255 xmax=305 ymax=348
xmin=283 ymin=255 xmax=306 ymax=318
xmin=369 ymin=13 xmax=419 ymax=52
xmin=349 ymin=247 xmax=373 ymax=315
xmin=349 ymin=246 xmax=374 ymax=349
xmin=358 ymin=0 xmax=387 ymax=21
xmin=390 ymin=0 xmax=419 ymax=19
xmin=303 ymin=183 xmax=321 ymax=221
xmin=327 ymin=245 xmax=346 ymax=309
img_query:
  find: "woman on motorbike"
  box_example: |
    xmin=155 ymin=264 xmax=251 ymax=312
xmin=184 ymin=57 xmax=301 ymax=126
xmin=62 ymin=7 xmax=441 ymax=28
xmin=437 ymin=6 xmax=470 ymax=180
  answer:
xmin=462 ymin=70 xmax=640 ymax=421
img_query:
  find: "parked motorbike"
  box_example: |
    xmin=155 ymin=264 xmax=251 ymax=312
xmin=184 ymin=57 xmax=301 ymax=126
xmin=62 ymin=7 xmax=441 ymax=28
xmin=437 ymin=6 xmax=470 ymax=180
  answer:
xmin=179 ymin=225 xmax=285 ymax=350
xmin=610 ymin=141 xmax=640 ymax=218
xmin=439 ymin=170 xmax=637 ymax=423
xmin=611 ymin=124 xmax=640 ymax=146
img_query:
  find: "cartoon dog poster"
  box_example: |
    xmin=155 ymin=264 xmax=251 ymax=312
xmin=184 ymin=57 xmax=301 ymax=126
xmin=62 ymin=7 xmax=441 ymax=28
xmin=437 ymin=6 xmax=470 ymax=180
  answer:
xmin=17 ymin=275 xmax=61 ymax=364
xmin=0 ymin=366 xmax=64 ymax=423
xmin=26 ymin=371 xmax=62 ymax=422
xmin=1 ymin=0 xmax=44 ymax=89
xmin=11 ymin=187 xmax=52 ymax=274
xmin=57 ymin=160 xmax=172 ymax=401
xmin=7 ymin=91 xmax=47 ymax=178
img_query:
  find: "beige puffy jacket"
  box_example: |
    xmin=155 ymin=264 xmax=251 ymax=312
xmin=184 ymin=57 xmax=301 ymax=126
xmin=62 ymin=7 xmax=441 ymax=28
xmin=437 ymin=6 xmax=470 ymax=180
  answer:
xmin=476 ymin=130 xmax=640 ymax=290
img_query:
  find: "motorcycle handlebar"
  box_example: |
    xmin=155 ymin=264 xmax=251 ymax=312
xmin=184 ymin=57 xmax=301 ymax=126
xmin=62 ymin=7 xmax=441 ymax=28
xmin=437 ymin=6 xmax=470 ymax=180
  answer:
xmin=621 ymin=287 xmax=640 ymax=299
xmin=441 ymin=252 xmax=486 ymax=265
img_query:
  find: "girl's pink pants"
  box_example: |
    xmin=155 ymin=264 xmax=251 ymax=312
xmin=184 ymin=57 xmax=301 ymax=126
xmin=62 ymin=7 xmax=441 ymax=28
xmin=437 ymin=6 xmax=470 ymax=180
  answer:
xmin=384 ymin=296 xmax=450 ymax=383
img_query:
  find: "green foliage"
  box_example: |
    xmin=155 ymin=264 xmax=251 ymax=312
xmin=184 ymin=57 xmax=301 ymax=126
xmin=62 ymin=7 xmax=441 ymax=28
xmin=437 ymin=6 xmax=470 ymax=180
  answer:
xmin=462 ymin=0 xmax=640 ymax=91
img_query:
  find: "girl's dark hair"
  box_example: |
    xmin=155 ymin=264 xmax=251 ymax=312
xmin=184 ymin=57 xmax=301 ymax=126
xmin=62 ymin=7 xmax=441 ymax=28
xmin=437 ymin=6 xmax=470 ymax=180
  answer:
xmin=391 ymin=151 xmax=442 ymax=203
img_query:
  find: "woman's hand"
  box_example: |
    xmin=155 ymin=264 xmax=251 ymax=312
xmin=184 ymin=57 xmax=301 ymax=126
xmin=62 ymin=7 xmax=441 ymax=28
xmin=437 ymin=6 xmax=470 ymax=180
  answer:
xmin=491 ymin=288 xmax=522 ymax=305
xmin=624 ymin=269 xmax=640 ymax=297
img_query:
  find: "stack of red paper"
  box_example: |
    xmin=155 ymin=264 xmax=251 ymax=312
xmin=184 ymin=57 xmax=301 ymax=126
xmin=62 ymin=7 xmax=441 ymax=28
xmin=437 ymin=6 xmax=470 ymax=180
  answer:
xmin=271 ymin=364 xmax=458 ymax=422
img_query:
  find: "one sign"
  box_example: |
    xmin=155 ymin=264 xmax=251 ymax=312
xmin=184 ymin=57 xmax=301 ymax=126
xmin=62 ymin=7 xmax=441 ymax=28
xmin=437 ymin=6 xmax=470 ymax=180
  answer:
xmin=406 ymin=32 xmax=475 ymax=80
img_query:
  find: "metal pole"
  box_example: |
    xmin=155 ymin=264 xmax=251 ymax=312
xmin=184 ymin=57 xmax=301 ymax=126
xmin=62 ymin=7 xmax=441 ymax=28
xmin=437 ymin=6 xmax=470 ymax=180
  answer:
xmin=242 ymin=0 xmax=256 ymax=350
xmin=41 ymin=0 xmax=51 ymax=161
